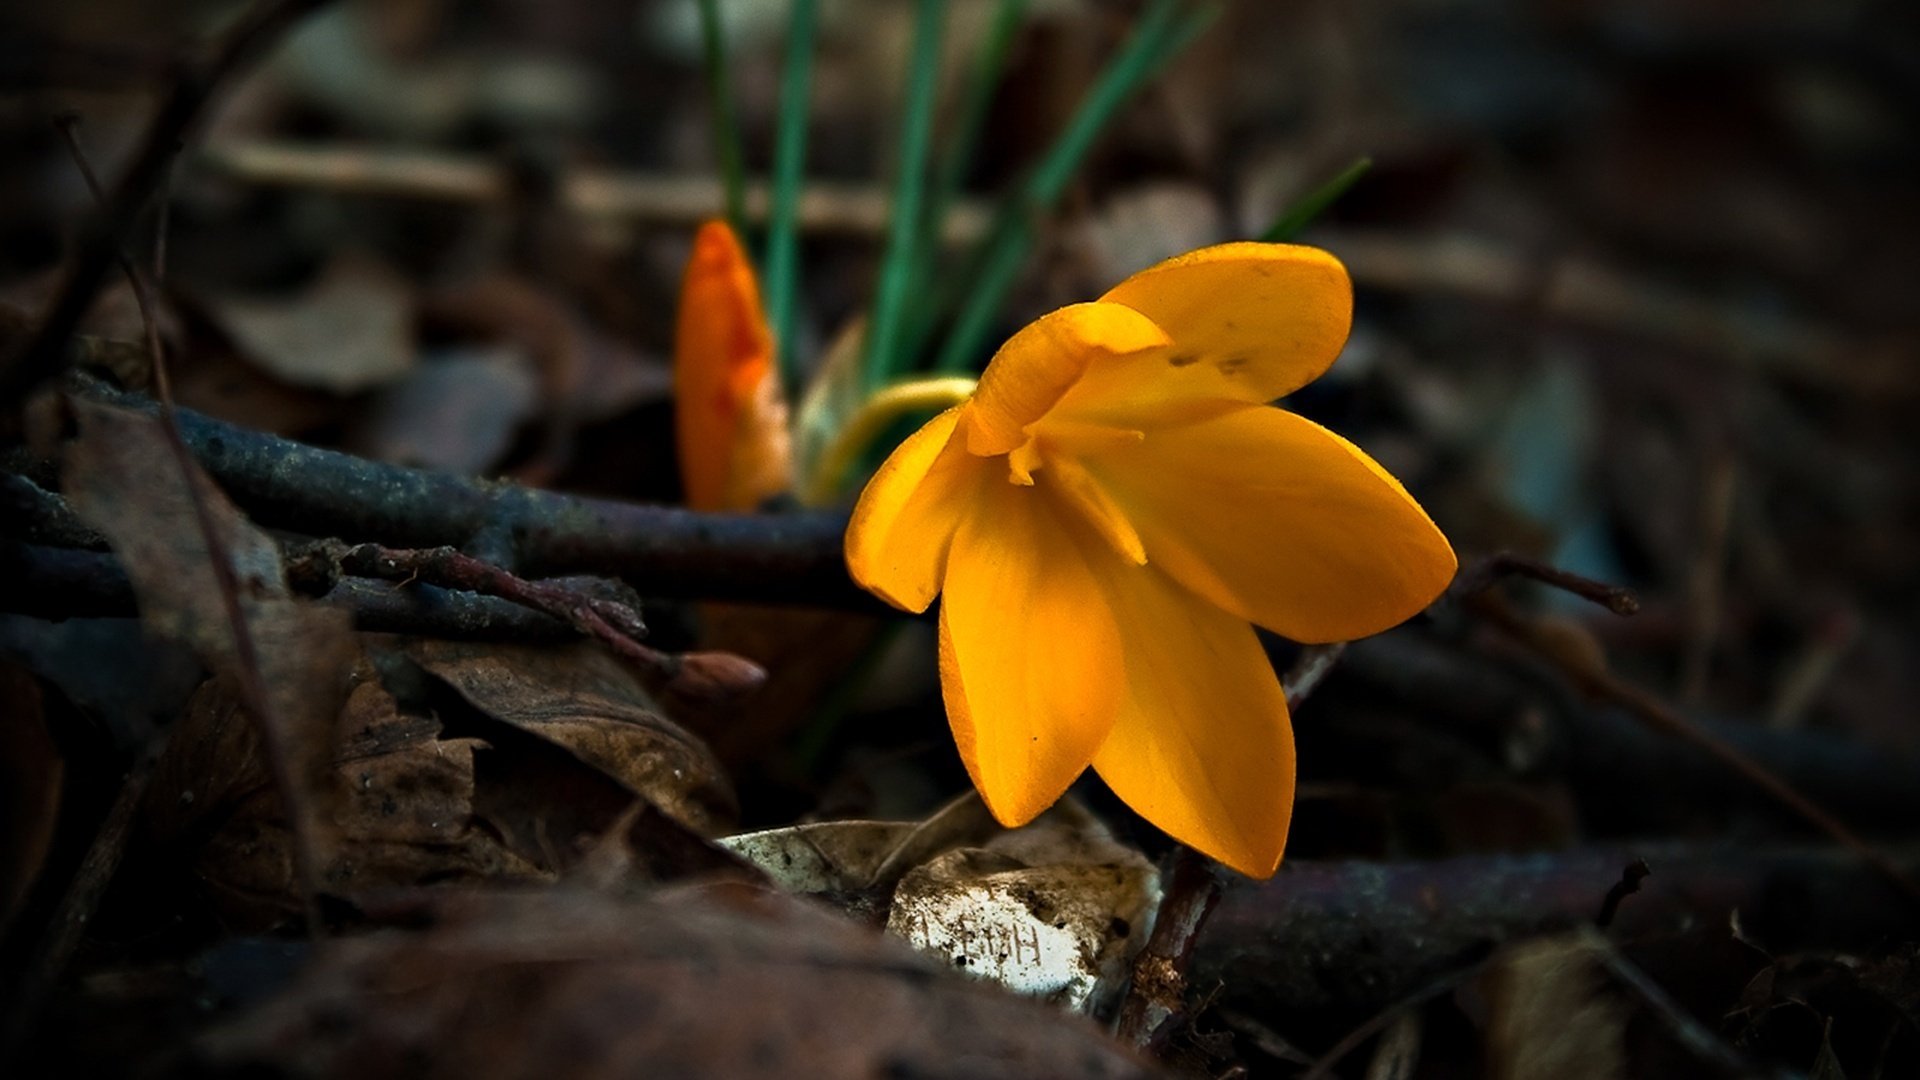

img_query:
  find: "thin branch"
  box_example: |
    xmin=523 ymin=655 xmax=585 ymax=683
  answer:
xmin=195 ymin=140 xmax=991 ymax=245
xmin=57 ymin=377 xmax=864 ymax=607
xmin=1285 ymin=642 xmax=1348 ymax=711
xmin=1454 ymin=550 xmax=1640 ymax=615
xmin=1194 ymin=843 xmax=1920 ymax=1015
xmin=1594 ymin=858 xmax=1651 ymax=929
xmin=1468 ymin=588 xmax=1920 ymax=905
xmin=1116 ymin=845 xmax=1224 ymax=1051
xmin=320 ymin=542 xmax=765 ymax=703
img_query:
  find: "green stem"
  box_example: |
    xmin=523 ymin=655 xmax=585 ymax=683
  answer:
xmin=865 ymin=0 xmax=949 ymax=388
xmin=1258 ymin=156 xmax=1373 ymax=243
xmin=764 ymin=0 xmax=819 ymax=389
xmin=803 ymin=376 xmax=978 ymax=505
xmin=932 ymin=0 xmax=1216 ymax=372
xmin=695 ymin=0 xmax=747 ymax=235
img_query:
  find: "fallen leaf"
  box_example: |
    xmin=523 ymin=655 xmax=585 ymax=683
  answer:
xmin=65 ymin=400 xmax=359 ymax=900
xmin=198 ymin=884 xmax=1166 ymax=1079
xmin=345 ymin=345 xmax=540 ymax=473
xmin=407 ymin=639 xmax=737 ymax=836
xmin=147 ymin=640 xmax=747 ymax=929
xmin=149 ymin=659 xmax=546 ymax=928
xmin=1479 ymin=932 xmax=1627 ymax=1080
xmin=206 ymin=252 xmax=415 ymax=394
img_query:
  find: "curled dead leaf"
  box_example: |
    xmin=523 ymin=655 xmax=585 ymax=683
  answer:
xmin=148 ymin=641 xmax=742 ymax=929
xmin=407 ymin=639 xmax=736 ymax=835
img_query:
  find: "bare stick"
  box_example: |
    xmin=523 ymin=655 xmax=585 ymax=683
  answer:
xmin=322 ymin=542 xmax=765 ymax=703
xmin=1117 ymin=845 xmax=1224 ymax=1051
xmin=1468 ymin=589 xmax=1920 ymax=905
xmin=1454 ymin=551 xmax=1640 ymax=615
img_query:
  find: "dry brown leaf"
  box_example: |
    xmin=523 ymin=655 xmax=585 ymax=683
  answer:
xmin=147 ymin=639 xmax=747 ymax=929
xmin=198 ymin=884 xmax=1166 ymax=1079
xmin=149 ymin=661 xmax=545 ymax=928
xmin=205 ymin=252 xmax=415 ymax=394
xmin=1480 ymin=932 xmax=1628 ymax=1080
xmin=406 ymin=639 xmax=736 ymax=835
xmin=65 ymin=400 xmax=359 ymax=894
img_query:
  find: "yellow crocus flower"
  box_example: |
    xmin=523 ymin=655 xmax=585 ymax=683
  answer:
xmin=674 ymin=220 xmax=793 ymax=512
xmin=844 ymin=242 xmax=1457 ymax=876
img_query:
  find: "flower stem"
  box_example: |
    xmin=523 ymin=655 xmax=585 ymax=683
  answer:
xmin=694 ymin=0 xmax=747 ymax=236
xmin=764 ymin=0 xmax=819 ymax=389
xmin=804 ymin=376 xmax=977 ymax=505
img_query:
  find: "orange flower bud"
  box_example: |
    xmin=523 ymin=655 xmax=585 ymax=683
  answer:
xmin=674 ymin=221 xmax=793 ymax=511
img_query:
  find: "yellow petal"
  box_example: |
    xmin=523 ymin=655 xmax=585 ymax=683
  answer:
xmin=966 ymin=301 xmax=1171 ymax=456
xmin=844 ymin=407 xmax=984 ymax=613
xmin=1061 ymin=243 xmax=1351 ymax=425
xmin=1090 ymin=404 xmax=1456 ymax=644
xmin=1092 ymin=564 xmax=1295 ymax=877
xmin=1038 ymin=450 xmax=1146 ymax=566
xmin=674 ymin=220 xmax=785 ymax=511
xmin=939 ymin=483 xmax=1125 ymax=824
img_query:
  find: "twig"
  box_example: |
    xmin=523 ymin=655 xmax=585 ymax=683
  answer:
xmin=1302 ymin=956 xmax=1489 ymax=1080
xmin=1116 ymin=845 xmax=1224 ymax=1051
xmin=52 ymin=377 xmax=864 ymax=607
xmin=1319 ymin=228 xmax=1899 ymax=397
xmin=1 ymin=541 xmax=579 ymax=642
xmin=1454 ymin=550 xmax=1640 ymax=615
xmin=321 ymin=542 xmax=765 ymax=703
xmin=1590 ymin=937 xmax=1780 ymax=1078
xmin=1339 ymin=632 xmax=1920 ymax=835
xmin=1285 ymin=642 xmax=1348 ymax=711
xmin=1 ymin=0 xmax=334 ymax=408
xmin=195 ymin=141 xmax=991 ymax=246
xmin=1681 ymin=452 xmax=1738 ymax=703
xmin=1194 ymin=844 xmax=1920 ymax=1015
xmin=1114 ymin=639 xmax=1348 ymax=1052
xmin=1468 ymin=589 xmax=1920 ymax=905
xmin=1594 ymin=858 xmax=1651 ymax=929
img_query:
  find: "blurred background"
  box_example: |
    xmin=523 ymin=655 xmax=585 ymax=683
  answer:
xmin=3 ymin=0 xmax=1918 ymax=1076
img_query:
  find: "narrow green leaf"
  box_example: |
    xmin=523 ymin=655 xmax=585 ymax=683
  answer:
xmin=929 ymin=0 xmax=1026 ymax=238
xmin=893 ymin=0 xmax=1025 ymax=372
xmin=764 ymin=0 xmax=819 ymax=388
xmin=1258 ymin=156 xmax=1373 ymax=243
xmin=695 ymin=0 xmax=747 ymax=235
xmin=932 ymin=0 xmax=1217 ymax=373
xmin=864 ymin=0 xmax=948 ymax=388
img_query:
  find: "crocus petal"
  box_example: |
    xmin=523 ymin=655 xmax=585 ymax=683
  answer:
xmin=844 ymin=407 xmax=984 ymax=613
xmin=675 ymin=220 xmax=783 ymax=511
xmin=1061 ymin=243 xmax=1350 ymax=425
xmin=939 ymin=484 xmax=1125 ymax=825
xmin=966 ymin=301 xmax=1171 ymax=456
xmin=1091 ymin=564 xmax=1295 ymax=877
xmin=1039 ymin=451 xmax=1146 ymax=566
xmin=1091 ymin=403 xmax=1456 ymax=644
